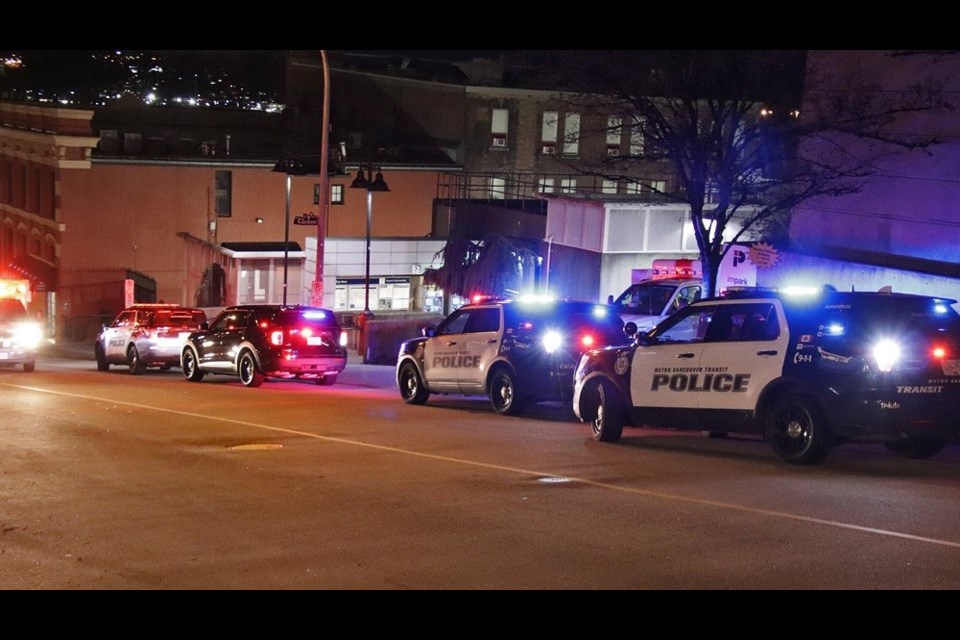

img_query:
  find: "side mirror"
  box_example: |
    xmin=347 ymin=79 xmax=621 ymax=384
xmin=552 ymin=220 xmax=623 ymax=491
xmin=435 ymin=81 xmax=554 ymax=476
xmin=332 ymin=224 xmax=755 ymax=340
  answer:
xmin=200 ymin=321 xmax=209 ymax=331
xmin=607 ymin=294 xmax=614 ymax=305
xmin=422 ymin=326 xmax=436 ymax=338
xmin=624 ymin=321 xmax=638 ymax=338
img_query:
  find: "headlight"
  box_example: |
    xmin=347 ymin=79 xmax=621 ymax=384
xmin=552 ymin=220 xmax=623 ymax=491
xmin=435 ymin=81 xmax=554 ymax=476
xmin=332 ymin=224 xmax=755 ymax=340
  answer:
xmin=13 ymin=322 xmax=42 ymax=349
xmin=542 ymin=330 xmax=563 ymax=354
xmin=872 ymin=339 xmax=900 ymax=373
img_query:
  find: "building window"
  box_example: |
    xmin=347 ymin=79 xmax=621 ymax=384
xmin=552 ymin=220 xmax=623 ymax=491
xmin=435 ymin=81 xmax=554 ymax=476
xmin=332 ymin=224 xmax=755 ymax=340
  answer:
xmin=489 ymin=177 xmax=506 ymax=200
xmin=123 ymin=133 xmax=142 ymax=154
xmin=650 ymin=179 xmax=667 ymax=194
xmin=630 ymin=119 xmax=645 ymax=155
xmin=99 ymin=129 xmax=118 ymax=153
xmin=562 ymin=113 xmax=580 ymax=156
xmin=560 ymin=178 xmax=577 ymax=194
xmin=625 ymin=180 xmax=641 ymax=195
xmin=538 ymin=177 xmax=555 ymax=194
xmin=215 ymin=170 xmax=232 ymax=217
xmin=540 ymin=111 xmax=558 ymax=155
xmin=331 ymin=184 xmax=344 ymax=205
xmin=491 ymin=108 xmax=509 ymax=148
xmin=602 ymin=179 xmax=619 ymax=195
xmin=607 ymin=116 xmax=622 ymax=156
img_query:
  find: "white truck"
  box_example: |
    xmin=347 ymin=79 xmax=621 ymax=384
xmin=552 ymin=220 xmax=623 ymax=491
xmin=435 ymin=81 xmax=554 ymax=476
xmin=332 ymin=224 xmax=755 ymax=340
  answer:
xmin=607 ymin=246 xmax=757 ymax=332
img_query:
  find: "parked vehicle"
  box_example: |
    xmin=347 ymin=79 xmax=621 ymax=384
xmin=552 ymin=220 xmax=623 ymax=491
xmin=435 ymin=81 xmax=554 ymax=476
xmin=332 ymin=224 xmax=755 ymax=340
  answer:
xmin=574 ymin=286 xmax=960 ymax=464
xmin=0 ymin=297 xmax=43 ymax=372
xmin=397 ymin=296 xmax=626 ymax=415
xmin=180 ymin=305 xmax=348 ymax=387
xmin=95 ymin=304 xmax=208 ymax=374
xmin=608 ymin=247 xmax=757 ymax=332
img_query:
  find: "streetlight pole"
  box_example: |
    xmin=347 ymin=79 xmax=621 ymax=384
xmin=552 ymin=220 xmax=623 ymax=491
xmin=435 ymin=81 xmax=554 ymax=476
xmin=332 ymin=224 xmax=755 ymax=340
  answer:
xmin=349 ymin=166 xmax=390 ymax=316
xmin=283 ymin=172 xmax=292 ymax=305
xmin=315 ymin=49 xmax=330 ymax=307
xmin=273 ymin=158 xmax=306 ymax=306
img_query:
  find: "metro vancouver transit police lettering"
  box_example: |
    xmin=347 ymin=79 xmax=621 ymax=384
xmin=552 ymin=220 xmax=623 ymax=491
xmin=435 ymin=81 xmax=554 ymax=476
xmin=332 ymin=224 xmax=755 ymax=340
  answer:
xmin=651 ymin=373 xmax=751 ymax=392
xmin=433 ymin=354 xmax=482 ymax=368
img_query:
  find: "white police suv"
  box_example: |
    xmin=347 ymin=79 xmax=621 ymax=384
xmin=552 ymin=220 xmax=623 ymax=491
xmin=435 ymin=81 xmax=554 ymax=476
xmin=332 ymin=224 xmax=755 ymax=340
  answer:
xmin=397 ymin=296 xmax=626 ymax=415
xmin=573 ymin=287 xmax=960 ymax=464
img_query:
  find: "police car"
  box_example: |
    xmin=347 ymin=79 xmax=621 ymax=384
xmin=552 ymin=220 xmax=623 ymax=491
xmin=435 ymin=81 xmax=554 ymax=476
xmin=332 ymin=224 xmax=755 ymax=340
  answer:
xmin=397 ymin=296 xmax=626 ymax=415
xmin=96 ymin=304 xmax=208 ymax=374
xmin=572 ymin=287 xmax=960 ymax=464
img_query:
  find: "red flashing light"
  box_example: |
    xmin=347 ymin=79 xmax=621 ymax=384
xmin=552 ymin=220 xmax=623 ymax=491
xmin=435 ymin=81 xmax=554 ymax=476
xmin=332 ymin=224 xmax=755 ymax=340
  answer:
xmin=932 ymin=345 xmax=948 ymax=359
xmin=580 ymin=334 xmax=596 ymax=348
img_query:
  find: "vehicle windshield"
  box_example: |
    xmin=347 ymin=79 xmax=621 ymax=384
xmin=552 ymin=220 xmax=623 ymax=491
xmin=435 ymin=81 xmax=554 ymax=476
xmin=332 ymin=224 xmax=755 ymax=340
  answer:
xmin=0 ymin=298 xmax=28 ymax=322
xmin=154 ymin=310 xmax=207 ymax=327
xmin=276 ymin=309 xmax=339 ymax=330
xmin=613 ymin=283 xmax=678 ymax=316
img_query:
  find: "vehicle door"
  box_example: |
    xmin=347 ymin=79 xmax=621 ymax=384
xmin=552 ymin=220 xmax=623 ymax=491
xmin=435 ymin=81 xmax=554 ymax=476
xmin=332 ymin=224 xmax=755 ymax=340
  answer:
xmin=629 ymin=304 xmax=714 ymax=410
xmin=421 ymin=307 xmax=472 ymax=392
xmin=197 ymin=309 xmax=253 ymax=369
xmin=456 ymin=306 xmax=502 ymax=395
xmin=695 ymin=300 xmax=787 ymax=411
xmin=102 ymin=310 xmax=136 ymax=360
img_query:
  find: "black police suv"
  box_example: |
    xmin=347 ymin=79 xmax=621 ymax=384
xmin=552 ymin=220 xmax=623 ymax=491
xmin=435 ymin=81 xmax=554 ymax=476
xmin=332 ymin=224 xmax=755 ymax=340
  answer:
xmin=573 ymin=287 xmax=960 ymax=464
xmin=397 ymin=297 xmax=626 ymax=415
xmin=181 ymin=305 xmax=348 ymax=387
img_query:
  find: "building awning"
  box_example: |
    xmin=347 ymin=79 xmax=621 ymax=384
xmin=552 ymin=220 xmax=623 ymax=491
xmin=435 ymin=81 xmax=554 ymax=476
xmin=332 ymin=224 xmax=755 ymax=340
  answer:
xmin=8 ymin=254 xmax=57 ymax=292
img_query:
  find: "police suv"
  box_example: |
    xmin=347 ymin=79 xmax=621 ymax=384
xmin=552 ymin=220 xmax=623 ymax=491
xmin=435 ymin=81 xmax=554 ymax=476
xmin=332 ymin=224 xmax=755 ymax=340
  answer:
xmin=572 ymin=287 xmax=960 ymax=464
xmin=397 ymin=296 xmax=626 ymax=415
xmin=96 ymin=304 xmax=208 ymax=374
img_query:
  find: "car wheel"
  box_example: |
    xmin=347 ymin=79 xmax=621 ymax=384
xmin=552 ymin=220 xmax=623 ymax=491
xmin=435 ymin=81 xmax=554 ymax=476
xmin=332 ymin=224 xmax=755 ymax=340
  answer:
xmin=22 ymin=361 xmax=35 ymax=373
xmin=883 ymin=436 xmax=945 ymax=459
xmin=181 ymin=348 xmax=205 ymax=382
xmin=764 ymin=394 xmax=832 ymax=465
xmin=238 ymin=350 xmax=264 ymax=387
xmin=315 ymin=374 xmax=337 ymax=386
xmin=590 ymin=379 xmax=624 ymax=442
xmin=128 ymin=346 xmax=147 ymax=375
xmin=489 ymin=367 xmax=526 ymax=416
xmin=398 ymin=361 xmax=429 ymax=405
xmin=95 ymin=344 xmax=109 ymax=372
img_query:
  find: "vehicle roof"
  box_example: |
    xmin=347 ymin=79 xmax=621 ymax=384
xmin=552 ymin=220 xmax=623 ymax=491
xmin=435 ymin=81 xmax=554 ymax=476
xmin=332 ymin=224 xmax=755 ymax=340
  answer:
xmin=631 ymin=278 xmax=701 ymax=286
xmin=720 ymin=288 xmax=958 ymax=306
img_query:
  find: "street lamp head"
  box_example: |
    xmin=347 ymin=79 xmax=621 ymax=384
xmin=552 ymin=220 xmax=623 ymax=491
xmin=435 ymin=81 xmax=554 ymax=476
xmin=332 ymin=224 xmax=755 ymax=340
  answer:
xmin=273 ymin=158 xmax=306 ymax=176
xmin=368 ymin=171 xmax=390 ymax=192
xmin=349 ymin=169 xmax=370 ymax=190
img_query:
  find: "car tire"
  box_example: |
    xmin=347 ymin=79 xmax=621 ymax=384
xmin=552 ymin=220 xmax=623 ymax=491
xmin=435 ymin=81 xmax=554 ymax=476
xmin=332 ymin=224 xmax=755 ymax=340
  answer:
xmin=238 ymin=350 xmax=264 ymax=388
xmin=590 ymin=379 xmax=625 ymax=442
xmin=489 ymin=367 xmax=526 ymax=416
xmin=883 ymin=436 xmax=945 ymax=459
xmin=22 ymin=361 xmax=35 ymax=373
xmin=95 ymin=344 xmax=110 ymax=372
xmin=398 ymin=361 xmax=429 ymax=405
xmin=181 ymin=348 xmax=205 ymax=382
xmin=128 ymin=346 xmax=147 ymax=375
xmin=764 ymin=393 xmax=832 ymax=465
xmin=315 ymin=374 xmax=337 ymax=386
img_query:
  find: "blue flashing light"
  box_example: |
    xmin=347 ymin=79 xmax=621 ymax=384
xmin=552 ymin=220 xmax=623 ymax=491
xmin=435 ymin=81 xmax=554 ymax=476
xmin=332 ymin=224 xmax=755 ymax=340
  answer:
xmin=303 ymin=310 xmax=327 ymax=320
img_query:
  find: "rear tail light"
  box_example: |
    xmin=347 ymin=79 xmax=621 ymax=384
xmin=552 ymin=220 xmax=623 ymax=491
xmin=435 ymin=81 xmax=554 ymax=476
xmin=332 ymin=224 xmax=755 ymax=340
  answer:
xmin=270 ymin=330 xmax=284 ymax=346
xmin=339 ymin=331 xmax=348 ymax=347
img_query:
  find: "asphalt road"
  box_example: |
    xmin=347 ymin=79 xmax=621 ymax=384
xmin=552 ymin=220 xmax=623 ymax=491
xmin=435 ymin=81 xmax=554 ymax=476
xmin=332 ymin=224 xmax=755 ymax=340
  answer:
xmin=3 ymin=344 xmax=960 ymax=590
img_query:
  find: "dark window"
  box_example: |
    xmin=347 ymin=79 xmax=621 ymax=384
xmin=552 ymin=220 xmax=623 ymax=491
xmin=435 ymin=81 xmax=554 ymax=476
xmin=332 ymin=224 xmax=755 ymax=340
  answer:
xmin=215 ymin=171 xmax=232 ymax=217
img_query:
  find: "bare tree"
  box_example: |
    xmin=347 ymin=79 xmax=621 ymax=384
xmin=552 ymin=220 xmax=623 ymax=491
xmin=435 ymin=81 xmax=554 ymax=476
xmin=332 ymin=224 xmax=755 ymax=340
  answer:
xmin=519 ymin=50 xmax=954 ymax=297
xmin=423 ymin=234 xmax=538 ymax=309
